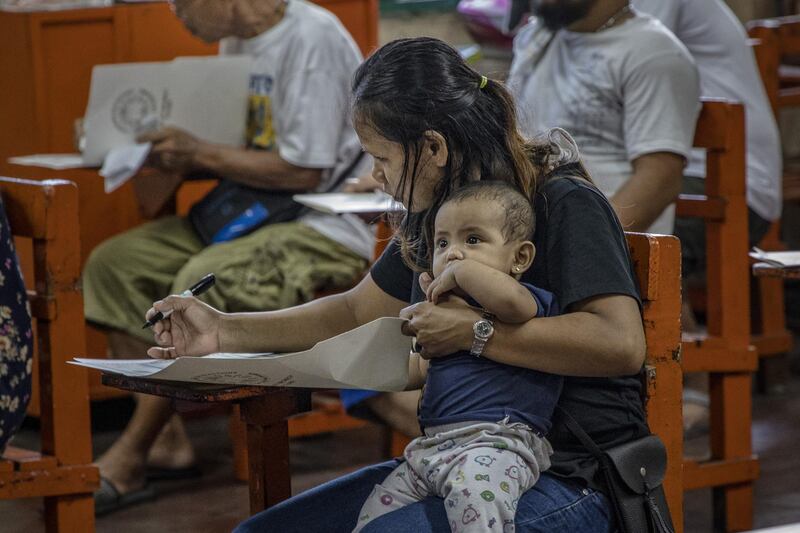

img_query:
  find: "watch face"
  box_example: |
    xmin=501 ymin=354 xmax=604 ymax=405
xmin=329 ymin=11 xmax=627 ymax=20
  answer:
xmin=474 ymin=319 xmax=494 ymax=339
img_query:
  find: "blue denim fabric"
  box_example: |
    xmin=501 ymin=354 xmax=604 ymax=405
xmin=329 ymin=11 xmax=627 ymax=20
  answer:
xmin=233 ymin=460 xmax=616 ymax=533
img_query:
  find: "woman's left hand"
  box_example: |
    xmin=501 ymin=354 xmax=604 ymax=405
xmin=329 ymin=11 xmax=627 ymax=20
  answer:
xmin=399 ymin=296 xmax=481 ymax=359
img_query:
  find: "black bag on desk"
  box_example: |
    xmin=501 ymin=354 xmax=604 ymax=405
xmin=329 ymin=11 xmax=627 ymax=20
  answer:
xmin=188 ymin=151 xmax=365 ymax=245
xmin=558 ymin=407 xmax=675 ymax=533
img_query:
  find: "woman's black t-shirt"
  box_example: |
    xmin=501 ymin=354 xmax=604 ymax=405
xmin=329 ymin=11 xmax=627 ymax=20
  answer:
xmin=370 ymin=176 xmax=650 ymax=490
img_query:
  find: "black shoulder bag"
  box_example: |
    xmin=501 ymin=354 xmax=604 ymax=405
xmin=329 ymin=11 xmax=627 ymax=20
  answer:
xmin=557 ymin=407 xmax=675 ymax=533
xmin=188 ymin=151 xmax=365 ymax=245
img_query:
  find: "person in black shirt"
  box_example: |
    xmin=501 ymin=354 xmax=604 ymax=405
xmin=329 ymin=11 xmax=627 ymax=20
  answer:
xmin=148 ymin=38 xmax=648 ymax=533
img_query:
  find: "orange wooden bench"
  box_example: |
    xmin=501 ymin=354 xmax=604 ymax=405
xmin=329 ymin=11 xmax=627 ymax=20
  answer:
xmin=675 ymin=100 xmax=759 ymax=532
xmin=0 ymin=177 xmax=98 ymax=531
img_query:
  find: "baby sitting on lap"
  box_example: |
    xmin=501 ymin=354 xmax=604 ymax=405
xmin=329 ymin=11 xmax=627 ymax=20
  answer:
xmin=354 ymin=181 xmax=561 ymax=533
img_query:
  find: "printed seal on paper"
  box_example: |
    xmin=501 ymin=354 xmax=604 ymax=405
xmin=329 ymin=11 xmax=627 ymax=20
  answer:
xmin=111 ymin=88 xmax=158 ymax=134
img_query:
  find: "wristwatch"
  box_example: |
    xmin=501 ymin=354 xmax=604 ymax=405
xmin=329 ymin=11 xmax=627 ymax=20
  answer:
xmin=470 ymin=312 xmax=495 ymax=357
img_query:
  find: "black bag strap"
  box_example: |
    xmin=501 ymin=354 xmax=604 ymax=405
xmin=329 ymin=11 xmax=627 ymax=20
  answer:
xmin=556 ymin=407 xmax=674 ymax=533
xmin=555 ymin=406 xmax=605 ymax=459
xmin=322 ymin=150 xmax=366 ymax=193
xmin=293 ymin=150 xmax=366 ymax=219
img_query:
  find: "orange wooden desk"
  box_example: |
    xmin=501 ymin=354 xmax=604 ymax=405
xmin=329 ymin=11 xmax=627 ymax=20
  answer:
xmin=101 ymin=374 xmax=311 ymax=514
xmin=752 ymin=263 xmax=800 ymax=279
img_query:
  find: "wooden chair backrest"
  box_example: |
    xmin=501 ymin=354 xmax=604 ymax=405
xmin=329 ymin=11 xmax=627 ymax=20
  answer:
xmin=625 ymin=232 xmax=683 ymax=532
xmin=677 ymin=100 xmax=751 ymax=353
xmin=0 ymin=177 xmax=91 ymax=464
xmin=748 ymin=16 xmax=800 ymax=112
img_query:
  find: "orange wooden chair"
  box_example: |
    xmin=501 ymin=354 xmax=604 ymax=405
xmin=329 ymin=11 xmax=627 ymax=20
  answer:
xmin=745 ymin=23 xmax=798 ymax=390
xmin=627 ymin=232 xmax=684 ymax=533
xmin=748 ymin=17 xmax=800 ymax=212
xmin=675 ymin=100 xmax=759 ymax=532
xmin=0 ymin=177 xmax=98 ymax=532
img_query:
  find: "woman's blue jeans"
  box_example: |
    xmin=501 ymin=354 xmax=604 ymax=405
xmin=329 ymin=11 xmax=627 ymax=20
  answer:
xmin=233 ymin=459 xmax=616 ymax=532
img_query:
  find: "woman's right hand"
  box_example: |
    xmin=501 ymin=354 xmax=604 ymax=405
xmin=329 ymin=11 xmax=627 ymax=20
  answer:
xmin=145 ymin=295 xmax=222 ymax=359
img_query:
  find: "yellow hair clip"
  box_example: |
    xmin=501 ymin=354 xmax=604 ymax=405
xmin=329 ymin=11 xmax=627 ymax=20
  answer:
xmin=479 ymin=75 xmax=488 ymax=89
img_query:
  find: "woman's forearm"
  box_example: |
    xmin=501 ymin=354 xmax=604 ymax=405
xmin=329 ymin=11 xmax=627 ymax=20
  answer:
xmin=218 ymin=274 xmax=407 ymax=354
xmin=486 ymin=306 xmax=645 ymax=377
xmin=219 ymin=292 xmax=358 ymax=353
xmin=420 ymin=294 xmax=646 ymax=377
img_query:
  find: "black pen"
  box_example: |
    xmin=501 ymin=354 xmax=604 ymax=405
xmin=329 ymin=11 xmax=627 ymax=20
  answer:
xmin=142 ymin=273 xmax=216 ymax=329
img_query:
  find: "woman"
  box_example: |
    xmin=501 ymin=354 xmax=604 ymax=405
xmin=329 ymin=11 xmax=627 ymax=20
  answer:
xmin=148 ymin=38 xmax=648 ymax=532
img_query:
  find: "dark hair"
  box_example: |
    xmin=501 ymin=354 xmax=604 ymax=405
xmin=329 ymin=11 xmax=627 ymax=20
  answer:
xmin=442 ymin=180 xmax=535 ymax=242
xmin=352 ymin=37 xmax=588 ymax=270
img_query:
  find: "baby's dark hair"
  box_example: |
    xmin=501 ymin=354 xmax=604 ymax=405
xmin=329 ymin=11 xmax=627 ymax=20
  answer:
xmin=443 ymin=181 xmax=535 ymax=241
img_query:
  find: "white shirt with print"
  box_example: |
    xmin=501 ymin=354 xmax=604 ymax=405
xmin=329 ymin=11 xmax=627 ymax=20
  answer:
xmin=508 ymin=13 xmax=701 ymax=234
xmin=635 ymin=0 xmax=782 ymax=221
xmin=220 ymin=0 xmax=373 ymax=259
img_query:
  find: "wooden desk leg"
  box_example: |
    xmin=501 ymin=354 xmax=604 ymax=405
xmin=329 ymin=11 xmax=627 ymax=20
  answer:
xmin=239 ymin=392 xmax=299 ymax=515
xmin=710 ymin=372 xmax=754 ymax=532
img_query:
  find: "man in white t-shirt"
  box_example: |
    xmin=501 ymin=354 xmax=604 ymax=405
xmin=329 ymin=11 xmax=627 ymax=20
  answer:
xmin=82 ymin=0 xmax=373 ymax=514
xmin=632 ymin=0 xmax=782 ymax=436
xmin=635 ymin=0 xmax=781 ymax=277
xmin=508 ymin=0 xmax=701 ymax=235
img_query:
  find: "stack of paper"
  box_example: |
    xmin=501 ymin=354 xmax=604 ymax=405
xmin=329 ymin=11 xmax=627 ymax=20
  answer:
xmin=749 ymin=249 xmax=800 ymax=269
xmin=8 ymin=154 xmax=92 ymax=170
xmin=293 ymin=192 xmax=403 ymax=215
xmin=71 ymin=317 xmax=411 ymax=391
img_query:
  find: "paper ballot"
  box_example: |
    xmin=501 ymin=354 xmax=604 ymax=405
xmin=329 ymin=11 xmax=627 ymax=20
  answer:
xmin=8 ymin=153 xmax=92 ymax=170
xmin=749 ymin=249 xmax=800 ymax=269
xmin=82 ymin=55 xmax=252 ymax=166
xmin=100 ymin=142 xmax=152 ymax=193
xmin=293 ymin=192 xmax=402 ymax=215
xmin=72 ymin=317 xmax=411 ymax=391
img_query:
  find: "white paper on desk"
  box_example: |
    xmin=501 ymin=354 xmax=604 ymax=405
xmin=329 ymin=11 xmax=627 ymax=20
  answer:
xmin=749 ymin=250 xmax=800 ymax=268
xmin=293 ymin=192 xmax=403 ymax=215
xmin=100 ymin=142 xmax=151 ymax=193
xmin=7 ymin=153 xmax=93 ymax=170
xmin=82 ymin=55 xmax=251 ymax=166
xmin=71 ymin=317 xmax=411 ymax=390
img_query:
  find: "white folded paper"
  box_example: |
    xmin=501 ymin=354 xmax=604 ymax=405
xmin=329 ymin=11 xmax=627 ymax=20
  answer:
xmin=749 ymin=249 xmax=800 ymax=269
xmin=293 ymin=192 xmax=403 ymax=215
xmin=8 ymin=153 xmax=93 ymax=170
xmin=99 ymin=142 xmax=152 ymax=193
xmin=71 ymin=317 xmax=411 ymax=390
xmin=83 ymin=55 xmax=251 ymax=166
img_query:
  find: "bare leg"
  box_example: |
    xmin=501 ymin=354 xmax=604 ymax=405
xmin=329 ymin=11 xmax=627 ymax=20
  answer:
xmin=365 ymin=391 xmax=423 ymax=438
xmin=146 ymin=415 xmax=196 ymax=470
xmin=95 ymin=332 xmax=194 ymax=493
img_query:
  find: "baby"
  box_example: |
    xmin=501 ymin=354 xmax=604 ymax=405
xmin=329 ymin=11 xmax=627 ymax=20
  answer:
xmin=354 ymin=181 xmax=562 ymax=533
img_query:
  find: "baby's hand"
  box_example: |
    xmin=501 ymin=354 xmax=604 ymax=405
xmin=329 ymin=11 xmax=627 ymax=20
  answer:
xmin=425 ymin=263 xmax=460 ymax=304
xmin=419 ymin=272 xmax=433 ymax=295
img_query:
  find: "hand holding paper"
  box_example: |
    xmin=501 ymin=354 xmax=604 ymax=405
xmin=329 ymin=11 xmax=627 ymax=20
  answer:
xmin=139 ymin=126 xmax=204 ymax=174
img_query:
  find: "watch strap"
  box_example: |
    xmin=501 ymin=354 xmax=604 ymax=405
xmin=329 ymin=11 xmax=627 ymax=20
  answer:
xmin=470 ymin=311 xmax=495 ymax=357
